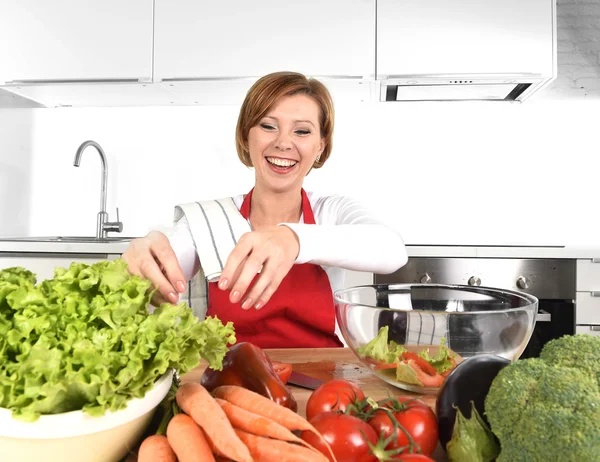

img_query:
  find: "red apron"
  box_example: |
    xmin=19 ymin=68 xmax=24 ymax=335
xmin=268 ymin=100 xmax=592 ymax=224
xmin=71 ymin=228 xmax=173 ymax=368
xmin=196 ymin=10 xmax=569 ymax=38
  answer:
xmin=206 ymin=189 xmax=343 ymax=349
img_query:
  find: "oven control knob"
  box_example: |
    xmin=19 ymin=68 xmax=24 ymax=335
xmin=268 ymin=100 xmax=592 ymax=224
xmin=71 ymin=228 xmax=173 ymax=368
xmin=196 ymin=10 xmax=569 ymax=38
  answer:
xmin=468 ymin=276 xmax=481 ymax=286
xmin=516 ymin=276 xmax=529 ymax=290
xmin=420 ymin=273 xmax=432 ymax=284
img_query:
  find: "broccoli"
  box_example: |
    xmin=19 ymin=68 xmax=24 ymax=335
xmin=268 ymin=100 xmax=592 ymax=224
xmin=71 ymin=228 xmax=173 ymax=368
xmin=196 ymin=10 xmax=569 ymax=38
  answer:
xmin=540 ymin=334 xmax=600 ymax=386
xmin=484 ymin=335 xmax=600 ymax=462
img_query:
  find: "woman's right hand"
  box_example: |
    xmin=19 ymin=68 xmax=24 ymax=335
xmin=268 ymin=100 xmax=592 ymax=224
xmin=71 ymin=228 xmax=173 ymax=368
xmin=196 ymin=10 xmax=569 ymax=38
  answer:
xmin=122 ymin=231 xmax=187 ymax=305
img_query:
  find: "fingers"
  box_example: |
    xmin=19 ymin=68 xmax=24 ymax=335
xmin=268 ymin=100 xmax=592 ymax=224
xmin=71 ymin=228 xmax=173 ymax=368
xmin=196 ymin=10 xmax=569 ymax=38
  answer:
xmin=218 ymin=233 xmax=254 ymax=291
xmin=228 ymin=248 xmax=268 ymax=305
xmin=123 ymin=232 xmax=186 ymax=305
xmin=240 ymin=260 xmax=291 ymax=310
xmin=217 ymin=227 xmax=299 ymax=309
xmin=149 ymin=233 xmax=187 ymax=293
xmin=151 ymin=291 xmax=172 ymax=307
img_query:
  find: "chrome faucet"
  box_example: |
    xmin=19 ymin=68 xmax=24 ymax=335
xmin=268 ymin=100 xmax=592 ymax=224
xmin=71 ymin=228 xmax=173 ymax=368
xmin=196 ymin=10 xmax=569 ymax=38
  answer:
xmin=73 ymin=140 xmax=123 ymax=239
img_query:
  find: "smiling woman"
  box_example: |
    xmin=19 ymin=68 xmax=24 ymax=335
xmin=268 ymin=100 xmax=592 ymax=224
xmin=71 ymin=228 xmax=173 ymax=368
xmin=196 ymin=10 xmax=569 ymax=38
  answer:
xmin=122 ymin=71 xmax=408 ymax=349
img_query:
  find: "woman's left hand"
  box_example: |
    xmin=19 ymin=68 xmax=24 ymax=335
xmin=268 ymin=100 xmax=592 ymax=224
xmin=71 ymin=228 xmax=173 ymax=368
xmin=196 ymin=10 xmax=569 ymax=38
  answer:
xmin=218 ymin=226 xmax=300 ymax=310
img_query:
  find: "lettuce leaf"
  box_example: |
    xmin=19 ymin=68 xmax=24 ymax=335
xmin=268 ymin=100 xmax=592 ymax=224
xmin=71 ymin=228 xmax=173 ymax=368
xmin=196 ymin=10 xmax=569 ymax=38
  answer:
xmin=0 ymin=259 xmax=235 ymax=422
xmin=358 ymin=326 xmax=406 ymax=364
xmin=418 ymin=337 xmax=455 ymax=374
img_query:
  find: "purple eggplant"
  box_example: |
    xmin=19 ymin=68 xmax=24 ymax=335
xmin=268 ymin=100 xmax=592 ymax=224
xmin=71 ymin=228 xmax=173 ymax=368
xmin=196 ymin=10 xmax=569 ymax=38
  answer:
xmin=436 ymin=354 xmax=510 ymax=450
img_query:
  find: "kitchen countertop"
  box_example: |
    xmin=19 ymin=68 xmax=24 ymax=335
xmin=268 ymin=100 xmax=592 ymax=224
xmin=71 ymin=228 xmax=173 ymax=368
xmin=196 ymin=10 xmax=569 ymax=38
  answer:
xmin=183 ymin=347 xmax=448 ymax=462
xmin=1 ymin=237 xmax=599 ymax=260
xmin=406 ymin=244 xmax=600 ymax=259
xmin=0 ymin=238 xmax=132 ymax=254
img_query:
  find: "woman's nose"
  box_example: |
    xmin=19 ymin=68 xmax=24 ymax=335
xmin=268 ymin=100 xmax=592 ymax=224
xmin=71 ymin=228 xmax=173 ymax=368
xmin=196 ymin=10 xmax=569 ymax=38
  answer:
xmin=275 ymin=133 xmax=293 ymax=151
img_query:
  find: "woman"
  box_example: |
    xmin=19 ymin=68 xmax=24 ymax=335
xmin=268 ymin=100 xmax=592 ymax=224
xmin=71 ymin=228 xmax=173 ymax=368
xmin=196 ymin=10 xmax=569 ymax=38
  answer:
xmin=123 ymin=71 xmax=408 ymax=348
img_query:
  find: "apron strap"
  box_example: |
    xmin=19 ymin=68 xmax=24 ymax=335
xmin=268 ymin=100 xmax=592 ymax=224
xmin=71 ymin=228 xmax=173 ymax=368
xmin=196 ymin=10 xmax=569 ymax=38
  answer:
xmin=240 ymin=188 xmax=315 ymax=224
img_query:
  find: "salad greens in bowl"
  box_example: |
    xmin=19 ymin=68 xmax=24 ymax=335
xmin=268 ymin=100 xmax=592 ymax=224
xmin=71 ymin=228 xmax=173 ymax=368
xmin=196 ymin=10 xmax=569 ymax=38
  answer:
xmin=335 ymin=283 xmax=538 ymax=394
xmin=0 ymin=259 xmax=236 ymax=462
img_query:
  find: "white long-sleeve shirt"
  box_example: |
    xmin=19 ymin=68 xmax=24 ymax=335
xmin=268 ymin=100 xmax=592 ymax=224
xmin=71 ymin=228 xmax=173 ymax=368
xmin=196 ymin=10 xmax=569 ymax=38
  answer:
xmin=167 ymin=191 xmax=408 ymax=295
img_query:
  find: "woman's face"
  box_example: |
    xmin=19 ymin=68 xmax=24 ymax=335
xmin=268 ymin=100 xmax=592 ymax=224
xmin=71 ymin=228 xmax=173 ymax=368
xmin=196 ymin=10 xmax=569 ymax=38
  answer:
xmin=247 ymin=93 xmax=324 ymax=193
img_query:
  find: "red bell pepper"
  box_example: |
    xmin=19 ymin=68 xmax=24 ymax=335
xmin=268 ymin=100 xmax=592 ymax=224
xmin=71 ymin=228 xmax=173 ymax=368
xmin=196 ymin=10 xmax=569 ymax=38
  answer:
xmin=200 ymin=342 xmax=298 ymax=412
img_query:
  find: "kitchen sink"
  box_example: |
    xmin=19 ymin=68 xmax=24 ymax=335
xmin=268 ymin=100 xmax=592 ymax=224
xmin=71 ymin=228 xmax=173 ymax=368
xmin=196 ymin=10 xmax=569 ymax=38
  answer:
xmin=0 ymin=236 xmax=136 ymax=243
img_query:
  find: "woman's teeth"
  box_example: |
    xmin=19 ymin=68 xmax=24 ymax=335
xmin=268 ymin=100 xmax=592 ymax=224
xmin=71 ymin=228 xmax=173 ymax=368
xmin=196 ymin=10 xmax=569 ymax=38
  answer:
xmin=266 ymin=157 xmax=298 ymax=168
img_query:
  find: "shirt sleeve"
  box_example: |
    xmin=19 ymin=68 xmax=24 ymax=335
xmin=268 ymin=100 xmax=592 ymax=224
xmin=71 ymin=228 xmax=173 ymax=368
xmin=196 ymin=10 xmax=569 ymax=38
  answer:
xmin=280 ymin=195 xmax=408 ymax=274
xmin=164 ymin=215 xmax=200 ymax=282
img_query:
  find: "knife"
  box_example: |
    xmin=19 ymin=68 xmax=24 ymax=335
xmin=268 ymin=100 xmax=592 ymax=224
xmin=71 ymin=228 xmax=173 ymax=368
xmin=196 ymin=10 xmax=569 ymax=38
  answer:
xmin=287 ymin=371 xmax=325 ymax=390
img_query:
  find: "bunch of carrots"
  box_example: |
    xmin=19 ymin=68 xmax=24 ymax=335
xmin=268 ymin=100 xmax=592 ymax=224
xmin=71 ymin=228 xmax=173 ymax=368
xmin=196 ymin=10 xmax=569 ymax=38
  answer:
xmin=136 ymin=380 xmax=336 ymax=462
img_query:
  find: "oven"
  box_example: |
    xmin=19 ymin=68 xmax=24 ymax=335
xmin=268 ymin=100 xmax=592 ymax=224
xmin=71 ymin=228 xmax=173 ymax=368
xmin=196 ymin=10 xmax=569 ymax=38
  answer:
xmin=375 ymin=258 xmax=576 ymax=358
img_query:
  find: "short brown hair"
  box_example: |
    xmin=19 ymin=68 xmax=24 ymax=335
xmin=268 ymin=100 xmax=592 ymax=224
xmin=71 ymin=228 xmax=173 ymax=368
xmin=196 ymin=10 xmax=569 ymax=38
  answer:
xmin=235 ymin=71 xmax=334 ymax=169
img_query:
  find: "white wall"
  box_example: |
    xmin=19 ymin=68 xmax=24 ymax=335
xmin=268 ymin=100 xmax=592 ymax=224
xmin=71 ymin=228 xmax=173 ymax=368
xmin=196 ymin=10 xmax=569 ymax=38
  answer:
xmin=14 ymin=97 xmax=598 ymax=246
xmin=0 ymin=0 xmax=598 ymax=246
xmin=0 ymin=109 xmax=33 ymax=237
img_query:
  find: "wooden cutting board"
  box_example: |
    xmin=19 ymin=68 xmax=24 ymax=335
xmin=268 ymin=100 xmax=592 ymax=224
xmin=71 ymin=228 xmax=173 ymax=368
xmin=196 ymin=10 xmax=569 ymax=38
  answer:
xmin=183 ymin=347 xmax=449 ymax=461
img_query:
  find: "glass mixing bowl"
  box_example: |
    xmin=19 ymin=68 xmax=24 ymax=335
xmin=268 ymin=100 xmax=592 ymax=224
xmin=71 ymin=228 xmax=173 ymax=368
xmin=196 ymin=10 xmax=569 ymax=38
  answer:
xmin=335 ymin=284 xmax=538 ymax=394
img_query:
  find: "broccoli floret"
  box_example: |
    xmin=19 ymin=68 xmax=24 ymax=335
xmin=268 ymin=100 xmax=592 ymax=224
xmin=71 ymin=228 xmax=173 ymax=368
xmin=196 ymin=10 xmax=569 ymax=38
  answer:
xmin=485 ymin=346 xmax=600 ymax=462
xmin=540 ymin=334 xmax=600 ymax=386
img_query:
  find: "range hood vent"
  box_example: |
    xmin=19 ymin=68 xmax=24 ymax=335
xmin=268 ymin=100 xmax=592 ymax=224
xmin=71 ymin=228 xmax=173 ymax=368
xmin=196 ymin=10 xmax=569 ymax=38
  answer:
xmin=377 ymin=0 xmax=557 ymax=102
xmin=382 ymin=76 xmax=540 ymax=102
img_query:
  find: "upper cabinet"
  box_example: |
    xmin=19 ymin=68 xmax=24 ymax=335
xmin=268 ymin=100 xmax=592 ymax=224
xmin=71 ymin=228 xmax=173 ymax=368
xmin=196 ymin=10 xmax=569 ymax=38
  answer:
xmin=377 ymin=0 xmax=554 ymax=78
xmin=154 ymin=0 xmax=376 ymax=81
xmin=0 ymin=0 xmax=153 ymax=84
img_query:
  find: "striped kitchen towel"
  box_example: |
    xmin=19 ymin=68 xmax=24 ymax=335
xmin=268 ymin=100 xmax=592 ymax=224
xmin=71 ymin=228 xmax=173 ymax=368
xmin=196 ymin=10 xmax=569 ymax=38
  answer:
xmin=174 ymin=197 xmax=251 ymax=319
xmin=406 ymin=311 xmax=450 ymax=347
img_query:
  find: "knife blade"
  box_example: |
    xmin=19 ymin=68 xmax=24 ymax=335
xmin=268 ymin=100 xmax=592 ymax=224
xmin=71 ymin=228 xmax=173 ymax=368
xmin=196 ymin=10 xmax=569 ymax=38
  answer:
xmin=287 ymin=371 xmax=325 ymax=390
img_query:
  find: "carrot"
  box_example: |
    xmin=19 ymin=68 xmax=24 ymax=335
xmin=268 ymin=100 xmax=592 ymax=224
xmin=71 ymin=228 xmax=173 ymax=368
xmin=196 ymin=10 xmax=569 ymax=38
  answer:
xmin=166 ymin=413 xmax=215 ymax=462
xmin=213 ymin=385 xmax=336 ymax=462
xmin=235 ymin=428 xmax=330 ymax=462
xmin=175 ymin=382 xmax=252 ymax=462
xmin=137 ymin=434 xmax=177 ymax=462
xmin=215 ymin=398 xmax=325 ymax=458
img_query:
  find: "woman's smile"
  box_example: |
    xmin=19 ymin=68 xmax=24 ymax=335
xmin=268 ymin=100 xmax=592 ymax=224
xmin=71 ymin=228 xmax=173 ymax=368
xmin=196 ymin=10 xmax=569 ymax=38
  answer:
xmin=265 ymin=156 xmax=299 ymax=174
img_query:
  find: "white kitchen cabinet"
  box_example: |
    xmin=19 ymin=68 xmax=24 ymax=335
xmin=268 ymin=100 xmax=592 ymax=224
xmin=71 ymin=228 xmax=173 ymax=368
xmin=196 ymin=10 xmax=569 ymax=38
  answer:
xmin=575 ymin=325 xmax=600 ymax=337
xmin=154 ymin=0 xmax=375 ymax=81
xmin=576 ymin=292 xmax=600 ymax=325
xmin=377 ymin=0 xmax=554 ymax=78
xmin=576 ymin=259 xmax=600 ymax=291
xmin=0 ymin=0 xmax=153 ymax=84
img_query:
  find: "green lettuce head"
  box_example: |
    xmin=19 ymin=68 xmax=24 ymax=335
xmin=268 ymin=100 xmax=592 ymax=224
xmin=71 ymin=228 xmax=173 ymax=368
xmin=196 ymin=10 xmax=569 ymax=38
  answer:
xmin=0 ymin=259 xmax=235 ymax=421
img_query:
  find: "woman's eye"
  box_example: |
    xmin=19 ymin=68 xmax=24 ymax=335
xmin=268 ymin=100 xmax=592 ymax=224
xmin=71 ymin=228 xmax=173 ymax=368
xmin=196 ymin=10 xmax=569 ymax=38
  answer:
xmin=260 ymin=123 xmax=276 ymax=130
xmin=295 ymin=129 xmax=311 ymax=135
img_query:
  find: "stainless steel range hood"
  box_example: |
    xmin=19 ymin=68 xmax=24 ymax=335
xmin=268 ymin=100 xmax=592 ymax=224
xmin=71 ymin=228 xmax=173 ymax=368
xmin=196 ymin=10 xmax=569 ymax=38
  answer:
xmin=377 ymin=0 xmax=557 ymax=102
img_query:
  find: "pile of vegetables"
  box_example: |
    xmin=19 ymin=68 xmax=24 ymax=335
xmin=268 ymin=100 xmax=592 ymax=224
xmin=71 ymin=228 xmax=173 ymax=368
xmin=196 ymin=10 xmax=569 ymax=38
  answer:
xmin=437 ymin=334 xmax=600 ymax=462
xmin=137 ymin=381 xmax=334 ymax=462
xmin=0 ymin=260 xmax=235 ymax=422
xmin=146 ymin=341 xmax=439 ymax=461
xmin=358 ymin=326 xmax=458 ymax=388
xmin=301 ymin=379 xmax=438 ymax=462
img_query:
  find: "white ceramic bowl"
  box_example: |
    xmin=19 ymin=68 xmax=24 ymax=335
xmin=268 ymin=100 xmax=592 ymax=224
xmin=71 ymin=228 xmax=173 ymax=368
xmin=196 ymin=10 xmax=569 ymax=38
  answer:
xmin=0 ymin=370 xmax=173 ymax=462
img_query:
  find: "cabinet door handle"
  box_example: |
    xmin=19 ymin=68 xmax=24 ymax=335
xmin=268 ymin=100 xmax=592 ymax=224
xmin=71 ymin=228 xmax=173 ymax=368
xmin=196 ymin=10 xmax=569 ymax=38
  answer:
xmin=4 ymin=78 xmax=145 ymax=84
xmin=591 ymin=292 xmax=600 ymax=297
xmin=159 ymin=75 xmax=366 ymax=83
xmin=590 ymin=326 xmax=600 ymax=332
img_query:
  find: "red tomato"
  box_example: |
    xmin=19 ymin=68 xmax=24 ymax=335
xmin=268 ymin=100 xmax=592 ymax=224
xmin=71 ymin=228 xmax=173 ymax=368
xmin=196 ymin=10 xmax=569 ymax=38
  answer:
xmin=368 ymin=397 xmax=438 ymax=456
xmin=302 ymin=412 xmax=378 ymax=462
xmin=306 ymin=379 xmax=366 ymax=421
xmin=270 ymin=361 xmax=292 ymax=384
xmin=373 ymin=361 xmax=399 ymax=370
xmin=391 ymin=455 xmax=435 ymax=461
xmin=401 ymin=352 xmax=438 ymax=376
